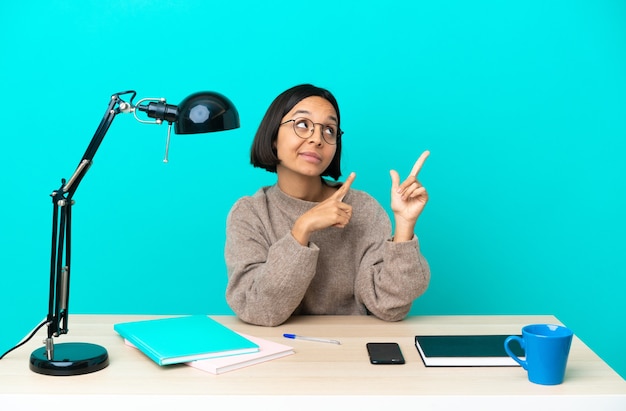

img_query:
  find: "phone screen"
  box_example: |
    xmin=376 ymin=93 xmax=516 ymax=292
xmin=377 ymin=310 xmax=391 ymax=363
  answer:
xmin=366 ymin=342 xmax=405 ymax=364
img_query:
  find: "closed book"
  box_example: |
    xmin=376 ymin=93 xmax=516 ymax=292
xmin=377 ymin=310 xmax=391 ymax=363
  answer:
xmin=185 ymin=333 xmax=294 ymax=375
xmin=415 ymin=335 xmax=524 ymax=367
xmin=114 ymin=315 xmax=259 ymax=366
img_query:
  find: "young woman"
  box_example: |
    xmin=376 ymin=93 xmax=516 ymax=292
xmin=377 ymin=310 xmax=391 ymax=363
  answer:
xmin=225 ymin=84 xmax=430 ymax=326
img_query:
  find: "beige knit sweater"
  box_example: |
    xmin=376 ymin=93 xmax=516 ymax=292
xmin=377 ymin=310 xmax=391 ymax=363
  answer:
xmin=225 ymin=184 xmax=430 ymax=326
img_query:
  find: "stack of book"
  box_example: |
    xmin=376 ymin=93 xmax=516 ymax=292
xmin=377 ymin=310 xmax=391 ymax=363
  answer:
xmin=114 ymin=315 xmax=294 ymax=374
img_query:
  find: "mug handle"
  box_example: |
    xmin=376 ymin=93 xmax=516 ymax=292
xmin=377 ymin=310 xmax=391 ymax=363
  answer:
xmin=504 ymin=335 xmax=527 ymax=370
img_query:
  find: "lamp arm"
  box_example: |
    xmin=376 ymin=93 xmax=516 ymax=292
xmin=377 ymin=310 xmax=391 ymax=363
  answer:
xmin=44 ymin=91 xmax=135 ymax=356
xmin=64 ymin=91 xmax=136 ymax=197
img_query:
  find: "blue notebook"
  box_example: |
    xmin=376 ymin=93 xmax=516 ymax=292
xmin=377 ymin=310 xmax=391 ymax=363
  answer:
xmin=114 ymin=315 xmax=259 ymax=366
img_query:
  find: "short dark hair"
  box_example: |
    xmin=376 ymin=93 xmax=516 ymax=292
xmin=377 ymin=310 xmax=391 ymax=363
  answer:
xmin=250 ymin=84 xmax=343 ymax=180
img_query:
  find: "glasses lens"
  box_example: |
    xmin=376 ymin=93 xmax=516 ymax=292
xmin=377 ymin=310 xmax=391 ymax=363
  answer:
xmin=322 ymin=125 xmax=337 ymax=144
xmin=293 ymin=118 xmax=313 ymax=139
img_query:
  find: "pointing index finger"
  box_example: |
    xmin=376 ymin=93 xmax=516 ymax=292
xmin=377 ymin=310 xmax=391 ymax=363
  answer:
xmin=335 ymin=172 xmax=356 ymax=201
xmin=409 ymin=150 xmax=430 ymax=177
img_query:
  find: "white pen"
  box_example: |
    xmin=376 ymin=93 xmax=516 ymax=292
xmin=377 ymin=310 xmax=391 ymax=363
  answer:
xmin=283 ymin=333 xmax=341 ymax=345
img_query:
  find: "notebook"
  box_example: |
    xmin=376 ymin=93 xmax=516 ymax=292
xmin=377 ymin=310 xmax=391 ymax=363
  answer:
xmin=114 ymin=315 xmax=259 ymax=366
xmin=185 ymin=333 xmax=294 ymax=374
xmin=414 ymin=334 xmax=524 ymax=367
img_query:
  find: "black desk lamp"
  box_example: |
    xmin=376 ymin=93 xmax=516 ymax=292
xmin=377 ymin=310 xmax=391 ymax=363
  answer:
xmin=28 ymin=90 xmax=239 ymax=376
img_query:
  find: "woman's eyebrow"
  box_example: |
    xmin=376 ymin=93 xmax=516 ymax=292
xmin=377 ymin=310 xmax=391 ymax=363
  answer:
xmin=293 ymin=109 xmax=312 ymax=116
xmin=293 ymin=109 xmax=338 ymax=124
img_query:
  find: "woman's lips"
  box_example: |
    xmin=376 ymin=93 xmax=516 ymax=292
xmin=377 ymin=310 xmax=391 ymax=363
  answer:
xmin=299 ymin=151 xmax=322 ymax=163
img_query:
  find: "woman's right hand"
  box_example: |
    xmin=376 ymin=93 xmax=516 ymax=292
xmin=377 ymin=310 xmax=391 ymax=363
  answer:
xmin=291 ymin=172 xmax=356 ymax=246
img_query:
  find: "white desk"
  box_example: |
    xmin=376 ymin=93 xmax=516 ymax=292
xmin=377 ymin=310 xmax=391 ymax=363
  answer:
xmin=1 ymin=315 xmax=624 ymax=410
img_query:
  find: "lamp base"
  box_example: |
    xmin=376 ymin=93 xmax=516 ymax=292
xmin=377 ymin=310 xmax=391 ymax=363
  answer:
xmin=30 ymin=342 xmax=109 ymax=376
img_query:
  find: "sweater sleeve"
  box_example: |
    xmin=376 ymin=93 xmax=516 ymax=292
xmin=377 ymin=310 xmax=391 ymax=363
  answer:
xmin=224 ymin=198 xmax=319 ymax=326
xmin=354 ymin=202 xmax=431 ymax=321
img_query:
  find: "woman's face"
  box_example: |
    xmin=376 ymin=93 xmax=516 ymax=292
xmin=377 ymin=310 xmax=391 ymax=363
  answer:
xmin=275 ymin=96 xmax=338 ymax=179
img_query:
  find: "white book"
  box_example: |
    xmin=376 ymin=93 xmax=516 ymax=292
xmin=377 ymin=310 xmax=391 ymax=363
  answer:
xmin=186 ymin=333 xmax=294 ymax=374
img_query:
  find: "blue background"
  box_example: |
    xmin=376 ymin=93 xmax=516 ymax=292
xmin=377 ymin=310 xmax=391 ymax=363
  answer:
xmin=1 ymin=1 xmax=624 ymax=379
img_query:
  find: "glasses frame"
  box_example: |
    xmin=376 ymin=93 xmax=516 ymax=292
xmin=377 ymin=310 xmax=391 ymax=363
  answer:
xmin=280 ymin=117 xmax=343 ymax=145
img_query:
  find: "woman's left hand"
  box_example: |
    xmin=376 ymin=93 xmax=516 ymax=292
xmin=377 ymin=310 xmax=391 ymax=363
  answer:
xmin=390 ymin=150 xmax=430 ymax=225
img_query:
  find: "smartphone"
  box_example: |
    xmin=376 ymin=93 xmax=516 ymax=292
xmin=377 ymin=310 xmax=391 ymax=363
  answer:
xmin=366 ymin=342 xmax=405 ymax=364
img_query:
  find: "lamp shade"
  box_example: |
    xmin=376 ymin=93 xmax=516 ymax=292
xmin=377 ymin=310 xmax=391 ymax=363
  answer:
xmin=174 ymin=91 xmax=240 ymax=134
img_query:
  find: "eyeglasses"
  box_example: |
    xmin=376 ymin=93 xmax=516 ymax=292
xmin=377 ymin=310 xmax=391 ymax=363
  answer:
xmin=280 ymin=117 xmax=342 ymax=145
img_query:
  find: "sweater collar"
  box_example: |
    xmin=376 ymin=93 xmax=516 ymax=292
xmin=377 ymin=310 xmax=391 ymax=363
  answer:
xmin=267 ymin=184 xmax=318 ymax=215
